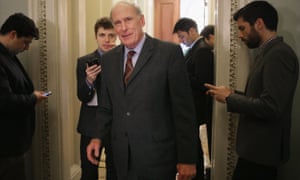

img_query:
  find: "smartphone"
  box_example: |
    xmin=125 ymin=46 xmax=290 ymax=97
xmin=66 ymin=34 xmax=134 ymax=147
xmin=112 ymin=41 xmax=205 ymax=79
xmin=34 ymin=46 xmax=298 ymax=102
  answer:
xmin=43 ymin=91 xmax=52 ymax=96
xmin=87 ymin=58 xmax=99 ymax=66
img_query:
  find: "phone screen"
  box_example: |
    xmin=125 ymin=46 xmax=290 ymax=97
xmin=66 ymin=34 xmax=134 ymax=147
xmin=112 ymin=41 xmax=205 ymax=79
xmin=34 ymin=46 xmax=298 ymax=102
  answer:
xmin=43 ymin=91 xmax=52 ymax=96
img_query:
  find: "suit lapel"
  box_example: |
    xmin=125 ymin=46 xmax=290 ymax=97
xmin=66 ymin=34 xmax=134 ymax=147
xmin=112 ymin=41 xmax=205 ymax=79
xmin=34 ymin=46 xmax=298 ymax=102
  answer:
xmin=244 ymin=37 xmax=282 ymax=93
xmin=185 ymin=39 xmax=201 ymax=63
xmin=126 ymin=35 xmax=154 ymax=86
xmin=115 ymin=46 xmax=126 ymax=91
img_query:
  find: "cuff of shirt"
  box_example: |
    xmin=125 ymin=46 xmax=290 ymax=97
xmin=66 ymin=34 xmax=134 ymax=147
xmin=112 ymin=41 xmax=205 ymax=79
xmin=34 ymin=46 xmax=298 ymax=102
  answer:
xmin=85 ymin=79 xmax=94 ymax=89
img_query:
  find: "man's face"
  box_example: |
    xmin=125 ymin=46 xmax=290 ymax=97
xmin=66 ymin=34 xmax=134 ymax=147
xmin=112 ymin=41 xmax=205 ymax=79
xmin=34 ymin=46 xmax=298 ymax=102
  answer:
xmin=8 ymin=31 xmax=33 ymax=54
xmin=237 ymin=18 xmax=261 ymax=49
xmin=176 ymin=30 xmax=194 ymax=47
xmin=205 ymin=34 xmax=215 ymax=48
xmin=96 ymin=27 xmax=116 ymax=53
xmin=111 ymin=4 xmax=145 ymax=49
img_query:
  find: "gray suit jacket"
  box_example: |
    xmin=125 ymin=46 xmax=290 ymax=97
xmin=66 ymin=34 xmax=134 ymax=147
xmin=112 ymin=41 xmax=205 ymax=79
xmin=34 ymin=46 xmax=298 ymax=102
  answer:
xmin=226 ymin=37 xmax=299 ymax=166
xmin=92 ymin=35 xmax=199 ymax=179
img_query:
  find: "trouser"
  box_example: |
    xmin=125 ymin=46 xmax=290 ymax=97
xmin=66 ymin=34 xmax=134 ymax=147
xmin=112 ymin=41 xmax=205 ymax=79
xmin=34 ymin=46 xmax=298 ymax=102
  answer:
xmin=126 ymin=145 xmax=177 ymax=180
xmin=232 ymin=157 xmax=277 ymax=180
xmin=0 ymin=155 xmax=26 ymax=180
xmin=192 ymin=137 xmax=205 ymax=180
xmin=80 ymin=135 xmax=117 ymax=180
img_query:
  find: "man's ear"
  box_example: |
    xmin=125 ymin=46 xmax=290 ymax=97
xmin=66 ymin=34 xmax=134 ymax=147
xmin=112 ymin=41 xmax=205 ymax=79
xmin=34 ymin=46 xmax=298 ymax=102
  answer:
xmin=8 ymin=30 xmax=17 ymax=39
xmin=188 ymin=27 xmax=197 ymax=35
xmin=255 ymin=18 xmax=264 ymax=30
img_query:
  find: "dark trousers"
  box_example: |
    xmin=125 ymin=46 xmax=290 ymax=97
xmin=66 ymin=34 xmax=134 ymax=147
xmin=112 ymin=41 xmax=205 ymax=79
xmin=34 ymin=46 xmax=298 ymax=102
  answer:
xmin=127 ymin=145 xmax=177 ymax=180
xmin=80 ymin=135 xmax=117 ymax=180
xmin=232 ymin=157 xmax=277 ymax=180
xmin=193 ymin=138 xmax=205 ymax=180
xmin=0 ymin=155 xmax=26 ymax=180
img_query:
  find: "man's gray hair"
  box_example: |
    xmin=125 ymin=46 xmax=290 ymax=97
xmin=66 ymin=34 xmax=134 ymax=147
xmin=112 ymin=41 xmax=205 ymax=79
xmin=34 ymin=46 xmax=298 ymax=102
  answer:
xmin=110 ymin=1 xmax=143 ymax=20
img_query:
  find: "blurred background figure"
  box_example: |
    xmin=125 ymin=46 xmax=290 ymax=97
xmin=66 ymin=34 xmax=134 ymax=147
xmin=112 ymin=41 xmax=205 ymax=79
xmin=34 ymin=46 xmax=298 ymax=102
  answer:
xmin=173 ymin=18 xmax=215 ymax=180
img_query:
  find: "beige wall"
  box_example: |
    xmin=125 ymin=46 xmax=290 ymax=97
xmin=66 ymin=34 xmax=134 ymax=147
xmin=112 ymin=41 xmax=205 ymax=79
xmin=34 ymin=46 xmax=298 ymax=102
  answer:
xmin=85 ymin=1 xmax=113 ymax=53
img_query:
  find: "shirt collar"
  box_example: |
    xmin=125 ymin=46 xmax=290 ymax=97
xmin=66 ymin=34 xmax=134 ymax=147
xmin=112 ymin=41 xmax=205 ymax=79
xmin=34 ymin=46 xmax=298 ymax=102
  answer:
xmin=124 ymin=33 xmax=146 ymax=56
xmin=259 ymin=35 xmax=278 ymax=49
xmin=189 ymin=36 xmax=201 ymax=48
xmin=97 ymin=49 xmax=104 ymax=56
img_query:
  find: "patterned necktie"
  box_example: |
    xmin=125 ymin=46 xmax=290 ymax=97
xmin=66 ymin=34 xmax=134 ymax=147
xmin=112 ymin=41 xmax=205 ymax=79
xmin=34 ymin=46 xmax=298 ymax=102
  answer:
xmin=124 ymin=50 xmax=136 ymax=85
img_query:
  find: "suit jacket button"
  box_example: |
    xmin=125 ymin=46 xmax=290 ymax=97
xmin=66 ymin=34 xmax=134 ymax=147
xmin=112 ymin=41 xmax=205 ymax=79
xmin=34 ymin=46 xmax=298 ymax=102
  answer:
xmin=124 ymin=132 xmax=128 ymax=137
xmin=126 ymin=112 xmax=131 ymax=116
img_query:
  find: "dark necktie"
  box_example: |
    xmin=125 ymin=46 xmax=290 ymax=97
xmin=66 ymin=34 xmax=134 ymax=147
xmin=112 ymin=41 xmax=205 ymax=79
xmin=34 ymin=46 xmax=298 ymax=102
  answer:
xmin=124 ymin=50 xmax=136 ymax=85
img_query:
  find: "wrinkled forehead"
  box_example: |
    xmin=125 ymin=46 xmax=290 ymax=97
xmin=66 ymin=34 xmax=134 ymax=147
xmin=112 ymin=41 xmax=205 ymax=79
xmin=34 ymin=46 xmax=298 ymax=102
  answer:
xmin=111 ymin=2 xmax=139 ymax=19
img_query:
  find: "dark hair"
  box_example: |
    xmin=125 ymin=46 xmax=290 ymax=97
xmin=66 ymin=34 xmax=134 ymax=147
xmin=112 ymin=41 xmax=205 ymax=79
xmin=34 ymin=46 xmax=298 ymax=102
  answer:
xmin=173 ymin=17 xmax=198 ymax=33
xmin=0 ymin=13 xmax=39 ymax=39
xmin=94 ymin=17 xmax=114 ymax=35
xmin=233 ymin=1 xmax=278 ymax=31
xmin=200 ymin=25 xmax=214 ymax=39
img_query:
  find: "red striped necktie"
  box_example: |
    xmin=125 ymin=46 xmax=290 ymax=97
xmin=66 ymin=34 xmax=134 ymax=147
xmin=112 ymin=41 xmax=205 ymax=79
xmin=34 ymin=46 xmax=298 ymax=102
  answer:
xmin=124 ymin=50 xmax=136 ymax=85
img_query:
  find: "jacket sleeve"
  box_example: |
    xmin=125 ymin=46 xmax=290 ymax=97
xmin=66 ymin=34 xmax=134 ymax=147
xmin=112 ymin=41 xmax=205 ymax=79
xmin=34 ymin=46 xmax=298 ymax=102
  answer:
xmin=76 ymin=57 xmax=96 ymax=103
xmin=226 ymin=48 xmax=299 ymax=121
xmin=168 ymin=45 xmax=199 ymax=164
xmin=0 ymin=65 xmax=36 ymax=111
xmin=190 ymin=48 xmax=214 ymax=93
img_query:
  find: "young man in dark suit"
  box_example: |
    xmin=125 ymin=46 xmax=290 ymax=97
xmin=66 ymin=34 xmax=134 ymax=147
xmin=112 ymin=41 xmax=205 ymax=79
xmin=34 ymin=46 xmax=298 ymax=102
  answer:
xmin=76 ymin=17 xmax=117 ymax=180
xmin=0 ymin=13 xmax=48 ymax=180
xmin=205 ymin=1 xmax=299 ymax=180
xmin=87 ymin=1 xmax=199 ymax=180
xmin=173 ymin=18 xmax=215 ymax=180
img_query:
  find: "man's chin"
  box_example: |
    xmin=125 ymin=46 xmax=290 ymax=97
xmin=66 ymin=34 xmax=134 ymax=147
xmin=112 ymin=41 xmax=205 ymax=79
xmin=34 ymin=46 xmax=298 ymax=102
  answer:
xmin=246 ymin=43 xmax=259 ymax=49
xmin=122 ymin=41 xmax=135 ymax=49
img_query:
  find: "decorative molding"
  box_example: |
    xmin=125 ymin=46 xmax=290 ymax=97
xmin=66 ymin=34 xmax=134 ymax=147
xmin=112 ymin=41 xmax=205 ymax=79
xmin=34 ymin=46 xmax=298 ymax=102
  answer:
xmin=212 ymin=0 xmax=249 ymax=179
xmin=225 ymin=0 xmax=239 ymax=179
xmin=37 ymin=0 xmax=51 ymax=179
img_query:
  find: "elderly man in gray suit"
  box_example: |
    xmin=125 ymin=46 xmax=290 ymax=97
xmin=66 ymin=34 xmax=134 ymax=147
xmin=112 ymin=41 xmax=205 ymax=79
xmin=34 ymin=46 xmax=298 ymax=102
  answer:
xmin=87 ymin=1 xmax=199 ymax=180
xmin=205 ymin=1 xmax=299 ymax=180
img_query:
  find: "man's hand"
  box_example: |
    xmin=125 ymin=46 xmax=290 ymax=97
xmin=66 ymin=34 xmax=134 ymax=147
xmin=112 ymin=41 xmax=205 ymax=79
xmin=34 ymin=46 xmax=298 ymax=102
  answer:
xmin=176 ymin=163 xmax=196 ymax=180
xmin=86 ymin=64 xmax=101 ymax=84
xmin=86 ymin=138 xmax=102 ymax=165
xmin=33 ymin=90 xmax=48 ymax=103
xmin=204 ymin=83 xmax=233 ymax=103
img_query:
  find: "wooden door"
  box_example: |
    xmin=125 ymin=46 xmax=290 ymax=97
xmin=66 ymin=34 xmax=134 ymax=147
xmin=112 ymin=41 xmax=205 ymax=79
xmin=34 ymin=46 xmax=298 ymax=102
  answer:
xmin=154 ymin=0 xmax=180 ymax=43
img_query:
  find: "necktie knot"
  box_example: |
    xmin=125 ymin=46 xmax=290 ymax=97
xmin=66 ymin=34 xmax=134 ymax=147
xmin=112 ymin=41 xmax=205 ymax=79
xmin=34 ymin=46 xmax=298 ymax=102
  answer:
xmin=127 ymin=50 xmax=136 ymax=59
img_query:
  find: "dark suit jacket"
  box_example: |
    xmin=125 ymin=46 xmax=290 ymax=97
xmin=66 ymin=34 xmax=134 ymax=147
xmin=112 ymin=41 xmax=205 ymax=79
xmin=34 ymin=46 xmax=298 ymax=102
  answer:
xmin=226 ymin=37 xmax=299 ymax=166
xmin=185 ymin=37 xmax=214 ymax=125
xmin=0 ymin=43 xmax=37 ymax=157
xmin=76 ymin=50 xmax=102 ymax=137
xmin=91 ymin=35 xmax=199 ymax=179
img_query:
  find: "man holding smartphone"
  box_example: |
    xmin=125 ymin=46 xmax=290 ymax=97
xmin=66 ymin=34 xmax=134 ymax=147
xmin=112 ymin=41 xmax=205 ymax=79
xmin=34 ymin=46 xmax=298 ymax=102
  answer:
xmin=0 ymin=13 xmax=48 ymax=180
xmin=76 ymin=17 xmax=117 ymax=180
